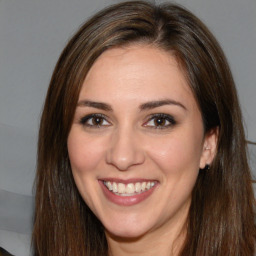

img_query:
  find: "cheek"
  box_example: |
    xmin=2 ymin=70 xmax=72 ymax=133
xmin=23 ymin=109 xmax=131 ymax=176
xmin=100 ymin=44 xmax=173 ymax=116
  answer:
xmin=67 ymin=130 xmax=107 ymax=208
xmin=67 ymin=130 xmax=105 ymax=174
xmin=148 ymin=130 xmax=203 ymax=176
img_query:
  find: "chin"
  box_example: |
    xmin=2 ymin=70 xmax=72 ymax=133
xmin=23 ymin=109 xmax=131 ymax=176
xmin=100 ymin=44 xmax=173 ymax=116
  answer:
xmin=103 ymin=218 xmax=151 ymax=239
xmin=105 ymin=227 xmax=147 ymax=241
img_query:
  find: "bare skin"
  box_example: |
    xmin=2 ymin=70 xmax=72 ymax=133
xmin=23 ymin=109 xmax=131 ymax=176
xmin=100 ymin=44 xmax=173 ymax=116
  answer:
xmin=68 ymin=45 xmax=217 ymax=255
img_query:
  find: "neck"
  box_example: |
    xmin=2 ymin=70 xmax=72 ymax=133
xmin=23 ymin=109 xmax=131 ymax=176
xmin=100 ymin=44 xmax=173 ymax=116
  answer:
xmin=106 ymin=217 xmax=187 ymax=256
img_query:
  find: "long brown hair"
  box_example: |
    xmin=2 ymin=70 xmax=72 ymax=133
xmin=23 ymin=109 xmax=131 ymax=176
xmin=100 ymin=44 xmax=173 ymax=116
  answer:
xmin=32 ymin=1 xmax=256 ymax=255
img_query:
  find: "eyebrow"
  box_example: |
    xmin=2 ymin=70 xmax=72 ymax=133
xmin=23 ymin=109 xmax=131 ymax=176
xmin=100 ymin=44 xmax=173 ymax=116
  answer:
xmin=77 ymin=99 xmax=186 ymax=111
xmin=77 ymin=100 xmax=113 ymax=111
xmin=139 ymin=99 xmax=187 ymax=111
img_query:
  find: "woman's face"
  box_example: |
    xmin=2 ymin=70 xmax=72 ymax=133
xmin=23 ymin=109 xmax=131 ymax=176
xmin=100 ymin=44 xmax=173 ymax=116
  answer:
xmin=68 ymin=45 xmax=216 ymax=239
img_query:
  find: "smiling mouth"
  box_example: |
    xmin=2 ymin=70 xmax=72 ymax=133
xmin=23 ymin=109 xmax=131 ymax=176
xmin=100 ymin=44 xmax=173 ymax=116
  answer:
xmin=103 ymin=181 xmax=157 ymax=196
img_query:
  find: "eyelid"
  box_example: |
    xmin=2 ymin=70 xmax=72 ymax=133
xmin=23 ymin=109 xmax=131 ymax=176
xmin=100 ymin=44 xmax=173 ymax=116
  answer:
xmin=79 ymin=113 xmax=111 ymax=128
xmin=78 ymin=113 xmax=176 ymax=129
xmin=143 ymin=113 xmax=176 ymax=128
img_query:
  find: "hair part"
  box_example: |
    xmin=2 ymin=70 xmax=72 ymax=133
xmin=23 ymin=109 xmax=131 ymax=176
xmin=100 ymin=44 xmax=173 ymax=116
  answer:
xmin=33 ymin=1 xmax=256 ymax=255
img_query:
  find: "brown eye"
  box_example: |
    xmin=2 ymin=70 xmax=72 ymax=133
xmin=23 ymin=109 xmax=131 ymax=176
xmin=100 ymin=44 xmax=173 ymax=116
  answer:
xmin=144 ymin=114 xmax=176 ymax=129
xmin=80 ymin=114 xmax=111 ymax=128
xmin=154 ymin=117 xmax=167 ymax=127
xmin=92 ymin=117 xmax=104 ymax=126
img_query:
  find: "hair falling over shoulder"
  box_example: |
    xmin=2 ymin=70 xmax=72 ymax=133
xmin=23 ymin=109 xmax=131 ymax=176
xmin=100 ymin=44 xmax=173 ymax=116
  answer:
xmin=32 ymin=1 xmax=256 ymax=255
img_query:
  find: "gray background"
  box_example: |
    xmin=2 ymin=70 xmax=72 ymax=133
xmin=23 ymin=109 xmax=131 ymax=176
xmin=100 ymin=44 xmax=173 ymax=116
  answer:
xmin=0 ymin=0 xmax=255 ymax=255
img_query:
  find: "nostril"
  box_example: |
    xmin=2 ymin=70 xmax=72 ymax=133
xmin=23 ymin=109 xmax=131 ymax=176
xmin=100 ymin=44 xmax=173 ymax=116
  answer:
xmin=106 ymin=142 xmax=145 ymax=171
xmin=105 ymin=129 xmax=145 ymax=170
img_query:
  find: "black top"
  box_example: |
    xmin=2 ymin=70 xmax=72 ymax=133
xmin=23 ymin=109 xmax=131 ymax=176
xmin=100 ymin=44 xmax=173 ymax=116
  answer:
xmin=0 ymin=247 xmax=14 ymax=256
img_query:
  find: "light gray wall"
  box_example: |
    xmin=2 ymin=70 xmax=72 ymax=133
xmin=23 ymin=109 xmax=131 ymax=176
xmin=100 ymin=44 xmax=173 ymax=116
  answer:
xmin=0 ymin=0 xmax=255 ymax=255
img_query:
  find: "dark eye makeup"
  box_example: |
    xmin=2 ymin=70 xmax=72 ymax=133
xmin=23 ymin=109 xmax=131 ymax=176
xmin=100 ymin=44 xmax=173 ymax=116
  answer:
xmin=79 ymin=113 xmax=176 ymax=129
xmin=79 ymin=113 xmax=110 ymax=128
xmin=144 ymin=113 xmax=176 ymax=129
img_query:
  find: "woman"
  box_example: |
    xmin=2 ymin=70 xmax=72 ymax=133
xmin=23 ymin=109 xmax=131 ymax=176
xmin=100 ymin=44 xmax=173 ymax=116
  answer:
xmin=32 ymin=1 xmax=256 ymax=255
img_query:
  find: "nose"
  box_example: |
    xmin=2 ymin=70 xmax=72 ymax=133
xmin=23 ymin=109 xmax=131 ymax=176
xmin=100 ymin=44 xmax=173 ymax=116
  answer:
xmin=106 ymin=128 xmax=145 ymax=171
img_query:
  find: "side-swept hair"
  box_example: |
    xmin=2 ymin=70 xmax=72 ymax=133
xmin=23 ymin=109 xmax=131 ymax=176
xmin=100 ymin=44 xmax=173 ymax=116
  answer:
xmin=33 ymin=1 xmax=256 ymax=255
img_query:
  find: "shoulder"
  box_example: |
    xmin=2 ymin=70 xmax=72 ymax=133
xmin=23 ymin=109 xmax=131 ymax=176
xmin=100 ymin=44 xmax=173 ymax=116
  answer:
xmin=0 ymin=247 xmax=14 ymax=256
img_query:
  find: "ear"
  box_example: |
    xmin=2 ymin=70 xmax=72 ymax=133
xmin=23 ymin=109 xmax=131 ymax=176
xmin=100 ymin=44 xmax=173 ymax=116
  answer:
xmin=199 ymin=127 xmax=219 ymax=169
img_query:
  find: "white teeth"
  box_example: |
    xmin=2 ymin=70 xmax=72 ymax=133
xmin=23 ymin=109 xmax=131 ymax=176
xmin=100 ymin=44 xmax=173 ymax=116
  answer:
xmin=112 ymin=182 xmax=118 ymax=193
xmin=106 ymin=181 xmax=112 ymax=191
xmin=117 ymin=183 xmax=126 ymax=194
xmin=135 ymin=182 xmax=141 ymax=193
xmin=126 ymin=183 xmax=135 ymax=194
xmin=141 ymin=182 xmax=146 ymax=190
xmin=104 ymin=181 xmax=156 ymax=196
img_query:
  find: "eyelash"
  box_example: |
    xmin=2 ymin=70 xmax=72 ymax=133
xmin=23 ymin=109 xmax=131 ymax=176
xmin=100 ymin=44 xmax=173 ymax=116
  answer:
xmin=79 ymin=113 xmax=176 ymax=129
xmin=79 ymin=114 xmax=110 ymax=128
xmin=144 ymin=113 xmax=176 ymax=129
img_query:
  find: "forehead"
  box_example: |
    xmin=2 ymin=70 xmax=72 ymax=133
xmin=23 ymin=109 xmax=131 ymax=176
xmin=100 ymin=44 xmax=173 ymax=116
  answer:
xmin=79 ymin=45 xmax=197 ymax=110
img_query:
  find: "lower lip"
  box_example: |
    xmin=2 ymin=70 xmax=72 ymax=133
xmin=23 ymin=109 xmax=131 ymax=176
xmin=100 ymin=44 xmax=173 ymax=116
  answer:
xmin=99 ymin=181 xmax=157 ymax=206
